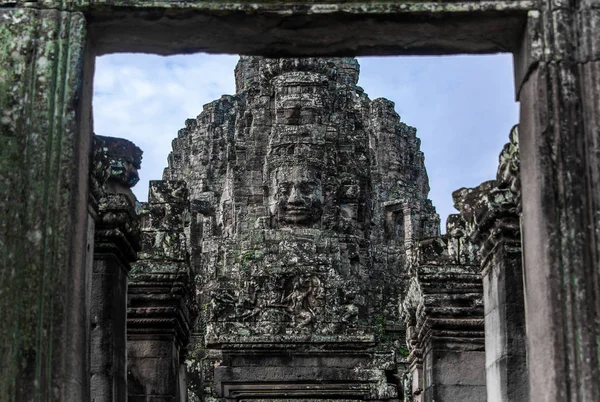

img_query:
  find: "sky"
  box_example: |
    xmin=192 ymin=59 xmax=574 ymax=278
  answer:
xmin=93 ymin=53 xmax=519 ymax=230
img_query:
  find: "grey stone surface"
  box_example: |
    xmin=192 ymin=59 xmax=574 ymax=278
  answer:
xmin=517 ymin=0 xmax=600 ymax=397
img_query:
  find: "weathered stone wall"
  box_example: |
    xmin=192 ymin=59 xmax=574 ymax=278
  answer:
xmin=0 ymin=8 xmax=91 ymax=401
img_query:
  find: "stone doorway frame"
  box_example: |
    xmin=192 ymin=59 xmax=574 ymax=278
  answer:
xmin=0 ymin=1 xmax=598 ymax=401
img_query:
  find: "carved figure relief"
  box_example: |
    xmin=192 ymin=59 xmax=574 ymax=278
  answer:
xmin=270 ymin=275 xmax=325 ymax=328
xmin=341 ymin=290 xmax=359 ymax=326
xmin=233 ymin=284 xmax=261 ymax=322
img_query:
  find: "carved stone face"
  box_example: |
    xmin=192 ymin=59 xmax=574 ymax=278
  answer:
xmin=274 ymin=78 xmax=326 ymax=126
xmin=269 ymin=166 xmax=323 ymax=225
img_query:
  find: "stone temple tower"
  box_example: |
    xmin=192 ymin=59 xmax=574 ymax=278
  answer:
xmin=158 ymin=56 xmax=439 ymax=400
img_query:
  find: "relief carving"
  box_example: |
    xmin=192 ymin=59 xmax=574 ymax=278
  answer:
xmin=270 ymin=275 xmax=325 ymax=329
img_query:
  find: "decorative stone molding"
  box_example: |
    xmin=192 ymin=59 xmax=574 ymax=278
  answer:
xmin=94 ymin=193 xmax=140 ymax=263
xmin=468 ymin=125 xmax=521 ymax=269
xmin=90 ymin=134 xmax=143 ymax=265
xmin=402 ymin=209 xmax=485 ymax=401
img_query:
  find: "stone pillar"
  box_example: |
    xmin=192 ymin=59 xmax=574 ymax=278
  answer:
xmin=90 ymin=135 xmax=142 ymax=401
xmin=127 ymin=181 xmax=195 ymax=402
xmin=470 ymin=127 xmax=528 ymax=402
xmin=515 ymin=2 xmax=600 ymax=399
xmin=402 ymin=237 xmax=486 ymax=402
xmin=0 ymin=8 xmax=92 ymax=401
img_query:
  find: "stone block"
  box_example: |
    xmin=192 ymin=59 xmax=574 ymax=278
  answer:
xmin=139 ymin=230 xmax=187 ymax=261
xmin=128 ymin=355 xmax=179 ymax=397
xmin=431 ymin=349 xmax=486 ymax=387
xmin=433 ymin=384 xmax=488 ymax=402
xmin=486 ymin=354 xmax=529 ymax=402
xmin=128 ymin=338 xmax=177 ymax=360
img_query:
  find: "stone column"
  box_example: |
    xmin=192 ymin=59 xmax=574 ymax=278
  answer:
xmin=402 ymin=236 xmax=486 ymax=402
xmin=515 ymin=2 xmax=600 ymax=399
xmin=0 ymin=8 xmax=92 ymax=401
xmin=127 ymin=181 xmax=195 ymax=402
xmin=90 ymin=135 xmax=142 ymax=401
xmin=471 ymin=127 xmax=528 ymax=402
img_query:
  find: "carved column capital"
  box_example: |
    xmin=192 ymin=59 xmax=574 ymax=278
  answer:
xmin=95 ymin=193 xmax=141 ymax=264
xmin=471 ymin=188 xmax=521 ymax=268
xmin=91 ymin=135 xmax=143 ymax=265
xmin=402 ymin=265 xmax=484 ymax=356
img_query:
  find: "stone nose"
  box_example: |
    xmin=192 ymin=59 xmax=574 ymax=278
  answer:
xmin=287 ymin=186 xmax=303 ymax=204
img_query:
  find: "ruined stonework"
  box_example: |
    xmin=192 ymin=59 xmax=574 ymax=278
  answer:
xmin=401 ymin=195 xmax=486 ymax=402
xmin=128 ymin=180 xmax=196 ymax=401
xmin=398 ymin=127 xmax=525 ymax=402
xmin=152 ymin=57 xmax=439 ymax=400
